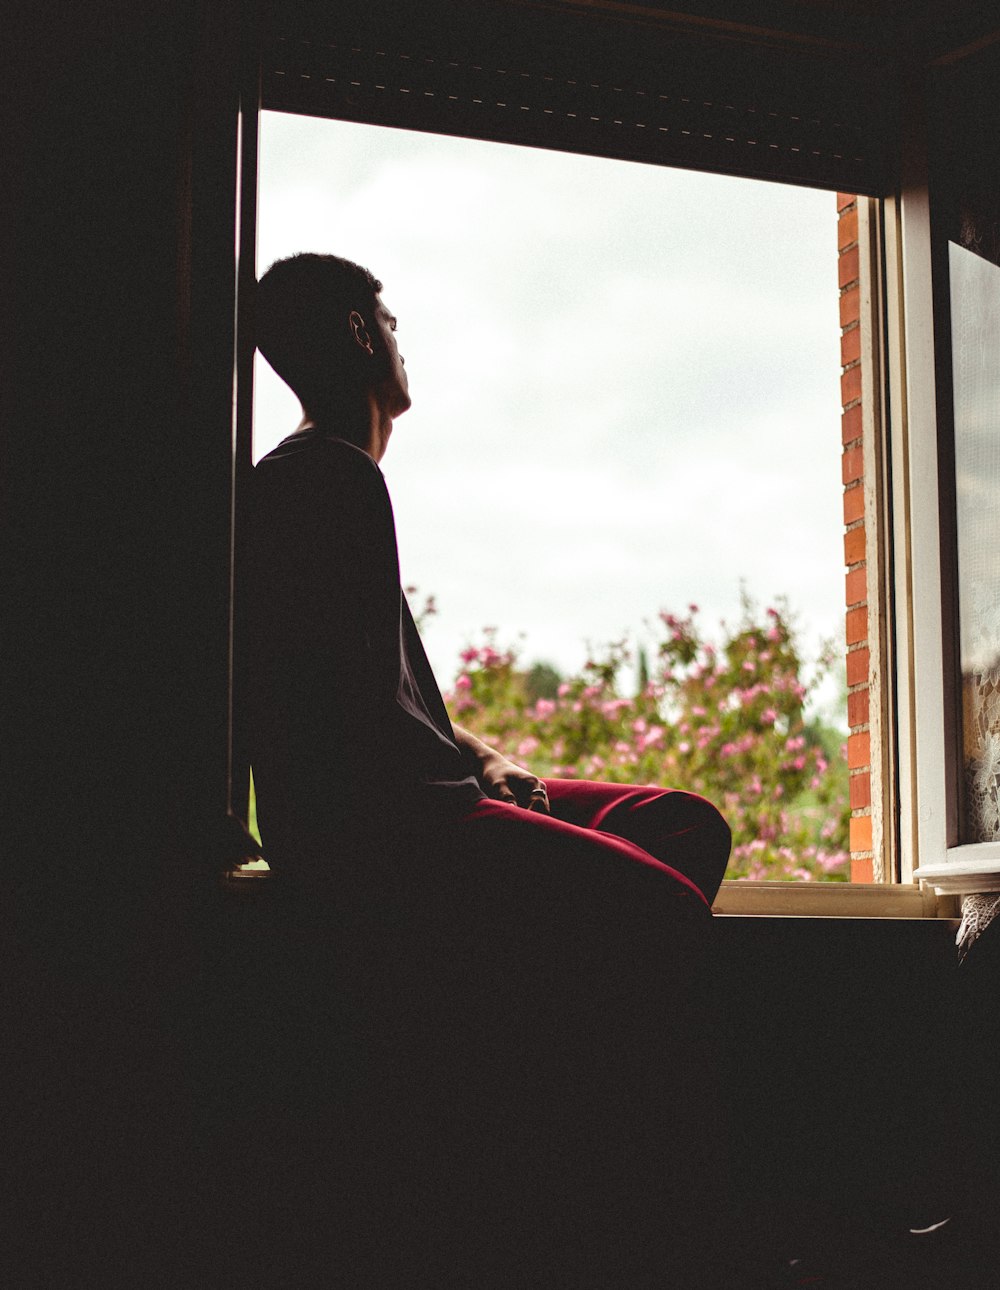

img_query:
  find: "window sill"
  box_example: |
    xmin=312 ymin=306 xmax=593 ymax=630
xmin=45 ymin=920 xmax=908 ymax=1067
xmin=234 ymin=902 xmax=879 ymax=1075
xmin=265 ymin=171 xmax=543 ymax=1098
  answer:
xmin=225 ymin=865 xmax=959 ymax=920
xmin=713 ymin=880 xmax=959 ymax=919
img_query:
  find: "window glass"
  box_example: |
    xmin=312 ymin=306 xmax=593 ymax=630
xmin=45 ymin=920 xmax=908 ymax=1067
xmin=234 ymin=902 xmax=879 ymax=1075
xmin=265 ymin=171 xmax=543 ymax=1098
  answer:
xmin=254 ymin=111 xmax=849 ymax=880
xmin=950 ymin=241 xmax=1000 ymax=843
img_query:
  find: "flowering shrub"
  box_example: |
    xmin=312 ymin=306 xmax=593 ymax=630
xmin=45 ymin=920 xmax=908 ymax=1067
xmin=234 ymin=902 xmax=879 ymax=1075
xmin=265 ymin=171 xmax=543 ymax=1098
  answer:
xmin=444 ymin=598 xmax=850 ymax=882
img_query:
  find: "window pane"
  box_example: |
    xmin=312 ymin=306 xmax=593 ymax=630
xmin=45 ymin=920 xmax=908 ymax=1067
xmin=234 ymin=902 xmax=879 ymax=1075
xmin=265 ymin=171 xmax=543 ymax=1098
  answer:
xmin=950 ymin=241 xmax=1000 ymax=842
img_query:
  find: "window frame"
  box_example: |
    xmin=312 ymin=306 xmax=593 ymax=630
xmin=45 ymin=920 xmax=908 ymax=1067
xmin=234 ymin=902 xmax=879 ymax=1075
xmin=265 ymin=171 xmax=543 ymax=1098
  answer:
xmin=230 ymin=29 xmax=965 ymax=920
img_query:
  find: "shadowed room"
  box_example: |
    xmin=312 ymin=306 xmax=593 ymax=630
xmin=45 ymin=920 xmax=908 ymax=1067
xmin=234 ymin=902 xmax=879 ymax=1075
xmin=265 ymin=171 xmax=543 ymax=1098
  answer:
xmin=7 ymin=2 xmax=1000 ymax=1284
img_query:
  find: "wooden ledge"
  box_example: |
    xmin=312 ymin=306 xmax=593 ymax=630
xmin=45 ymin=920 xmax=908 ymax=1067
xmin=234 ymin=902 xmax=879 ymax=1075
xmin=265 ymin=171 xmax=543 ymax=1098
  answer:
xmin=713 ymin=880 xmax=959 ymax=919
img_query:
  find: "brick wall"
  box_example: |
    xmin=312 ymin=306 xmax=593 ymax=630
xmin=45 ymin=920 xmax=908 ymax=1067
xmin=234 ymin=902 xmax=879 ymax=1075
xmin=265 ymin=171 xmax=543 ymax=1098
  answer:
xmin=838 ymin=192 xmax=874 ymax=882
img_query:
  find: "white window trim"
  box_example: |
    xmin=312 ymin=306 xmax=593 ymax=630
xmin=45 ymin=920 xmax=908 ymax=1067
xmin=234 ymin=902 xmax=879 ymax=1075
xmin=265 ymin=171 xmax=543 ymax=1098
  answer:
xmin=888 ymin=168 xmax=955 ymax=892
xmin=891 ymin=100 xmax=1000 ymax=898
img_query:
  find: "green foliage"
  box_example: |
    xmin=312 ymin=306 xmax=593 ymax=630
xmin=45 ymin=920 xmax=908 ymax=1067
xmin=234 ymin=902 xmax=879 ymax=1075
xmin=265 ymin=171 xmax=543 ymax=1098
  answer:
xmin=447 ymin=598 xmax=850 ymax=882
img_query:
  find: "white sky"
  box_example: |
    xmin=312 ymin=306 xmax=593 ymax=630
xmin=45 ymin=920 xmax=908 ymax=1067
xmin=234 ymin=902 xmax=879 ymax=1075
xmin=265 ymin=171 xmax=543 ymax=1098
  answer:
xmin=255 ymin=111 xmax=845 ymax=714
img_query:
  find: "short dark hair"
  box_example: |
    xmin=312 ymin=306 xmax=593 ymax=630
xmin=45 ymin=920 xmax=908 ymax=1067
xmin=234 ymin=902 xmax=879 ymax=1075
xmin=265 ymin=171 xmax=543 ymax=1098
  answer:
xmin=255 ymin=253 xmax=383 ymax=404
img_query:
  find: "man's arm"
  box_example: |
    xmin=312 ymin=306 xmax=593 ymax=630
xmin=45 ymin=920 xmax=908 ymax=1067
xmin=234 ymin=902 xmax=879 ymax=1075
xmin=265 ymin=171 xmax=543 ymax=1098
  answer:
xmin=451 ymin=724 xmax=550 ymax=813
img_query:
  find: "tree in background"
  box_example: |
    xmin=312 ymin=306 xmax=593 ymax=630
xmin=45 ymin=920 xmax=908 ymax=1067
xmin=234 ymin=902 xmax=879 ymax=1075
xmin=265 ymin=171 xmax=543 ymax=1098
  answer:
xmin=445 ymin=597 xmax=849 ymax=882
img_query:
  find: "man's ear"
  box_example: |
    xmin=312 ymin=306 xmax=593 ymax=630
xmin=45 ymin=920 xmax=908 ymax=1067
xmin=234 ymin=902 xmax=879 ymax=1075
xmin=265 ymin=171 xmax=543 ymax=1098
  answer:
xmin=348 ymin=310 xmax=374 ymax=356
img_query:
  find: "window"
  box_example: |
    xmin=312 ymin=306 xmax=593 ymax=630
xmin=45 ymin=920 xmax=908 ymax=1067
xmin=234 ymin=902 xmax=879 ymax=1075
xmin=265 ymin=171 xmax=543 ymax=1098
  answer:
xmin=228 ymin=2 xmax=975 ymax=918
xmin=250 ymin=110 xmax=861 ymax=889
xmin=907 ymin=42 xmax=1000 ymax=901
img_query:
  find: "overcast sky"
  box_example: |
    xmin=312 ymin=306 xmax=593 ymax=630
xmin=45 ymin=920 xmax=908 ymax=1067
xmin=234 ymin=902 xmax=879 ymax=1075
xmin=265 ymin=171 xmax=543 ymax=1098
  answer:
xmin=255 ymin=111 xmax=845 ymax=714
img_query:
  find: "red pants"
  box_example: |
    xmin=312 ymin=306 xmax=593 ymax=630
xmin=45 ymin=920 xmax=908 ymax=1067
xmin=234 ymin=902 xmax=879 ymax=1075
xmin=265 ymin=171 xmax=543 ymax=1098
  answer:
xmin=452 ymin=778 xmax=730 ymax=913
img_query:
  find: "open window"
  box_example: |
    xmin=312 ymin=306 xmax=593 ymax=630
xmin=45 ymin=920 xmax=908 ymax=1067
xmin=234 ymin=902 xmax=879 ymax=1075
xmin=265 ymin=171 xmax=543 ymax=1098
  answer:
xmin=902 ymin=40 xmax=1000 ymax=901
xmin=229 ymin=0 xmax=978 ymax=916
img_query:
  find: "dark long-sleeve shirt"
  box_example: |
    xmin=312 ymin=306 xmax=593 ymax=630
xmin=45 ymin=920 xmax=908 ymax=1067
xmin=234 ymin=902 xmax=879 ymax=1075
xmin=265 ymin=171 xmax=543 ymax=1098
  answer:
xmin=247 ymin=429 xmax=484 ymax=880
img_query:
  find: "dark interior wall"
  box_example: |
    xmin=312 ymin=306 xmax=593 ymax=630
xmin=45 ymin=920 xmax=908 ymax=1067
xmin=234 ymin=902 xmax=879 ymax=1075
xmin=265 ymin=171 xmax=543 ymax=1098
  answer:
xmin=7 ymin=9 xmax=245 ymax=1269
xmin=7 ymin=0 xmax=241 ymax=907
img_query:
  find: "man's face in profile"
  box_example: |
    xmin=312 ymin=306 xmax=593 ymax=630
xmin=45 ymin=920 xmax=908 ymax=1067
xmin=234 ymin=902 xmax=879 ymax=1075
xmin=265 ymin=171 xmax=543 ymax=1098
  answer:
xmin=372 ymin=297 xmax=411 ymax=419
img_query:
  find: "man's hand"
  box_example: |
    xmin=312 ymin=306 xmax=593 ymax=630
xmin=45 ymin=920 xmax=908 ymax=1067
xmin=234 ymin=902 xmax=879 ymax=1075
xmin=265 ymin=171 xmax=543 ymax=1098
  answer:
xmin=452 ymin=724 xmax=550 ymax=813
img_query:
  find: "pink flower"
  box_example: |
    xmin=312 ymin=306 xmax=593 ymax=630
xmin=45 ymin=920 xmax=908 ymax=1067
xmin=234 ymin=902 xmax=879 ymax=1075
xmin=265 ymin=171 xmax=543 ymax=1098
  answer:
xmin=455 ymin=673 xmax=472 ymax=691
xmin=678 ymin=740 xmax=690 ymax=755
xmin=517 ymin=736 xmax=539 ymax=759
xmin=534 ymin=698 xmax=556 ymax=718
xmin=558 ymin=682 xmax=572 ymax=698
xmin=688 ymin=603 xmax=700 ymax=614
xmin=761 ymin=708 xmax=777 ymax=725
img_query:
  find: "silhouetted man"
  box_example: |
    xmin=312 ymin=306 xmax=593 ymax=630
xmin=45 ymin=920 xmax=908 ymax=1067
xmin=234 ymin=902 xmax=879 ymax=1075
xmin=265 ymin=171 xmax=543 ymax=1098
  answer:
xmin=249 ymin=252 xmax=730 ymax=916
xmin=247 ymin=252 xmax=733 ymax=1280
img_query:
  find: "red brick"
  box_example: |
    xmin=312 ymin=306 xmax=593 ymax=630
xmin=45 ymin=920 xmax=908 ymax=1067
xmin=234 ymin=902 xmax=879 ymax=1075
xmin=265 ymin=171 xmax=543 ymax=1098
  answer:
xmin=837 ymin=192 xmax=856 ymax=212
xmin=842 ymin=444 xmax=864 ymax=487
xmin=846 ymin=605 xmax=868 ymax=645
xmin=841 ymin=363 xmax=862 ymax=404
xmin=847 ymin=687 xmax=870 ymax=728
xmin=844 ymin=524 xmax=866 ymax=565
xmin=850 ymin=856 xmax=874 ymax=882
xmin=841 ymin=324 xmax=861 ymax=365
xmin=838 ymin=245 xmax=860 ymax=288
xmin=844 ymin=485 xmax=865 ymax=524
xmin=848 ymin=731 xmax=871 ymax=770
xmin=842 ymin=402 xmax=863 ymax=445
xmin=850 ymin=771 xmax=872 ymax=809
xmin=846 ymin=566 xmax=867 ymax=606
xmin=850 ymin=814 xmax=873 ymax=853
xmin=840 ymin=285 xmax=860 ymax=329
xmin=838 ymin=206 xmax=859 ymax=250
xmin=846 ymin=647 xmax=869 ymax=687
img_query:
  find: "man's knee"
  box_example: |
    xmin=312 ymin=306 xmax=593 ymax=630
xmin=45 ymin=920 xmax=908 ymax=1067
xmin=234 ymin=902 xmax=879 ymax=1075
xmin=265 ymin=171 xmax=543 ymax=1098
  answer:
xmin=644 ymin=789 xmax=732 ymax=900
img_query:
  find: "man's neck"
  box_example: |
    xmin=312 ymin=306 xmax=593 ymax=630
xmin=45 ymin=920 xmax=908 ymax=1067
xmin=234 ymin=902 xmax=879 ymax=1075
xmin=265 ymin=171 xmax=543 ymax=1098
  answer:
xmin=298 ymin=395 xmax=391 ymax=462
